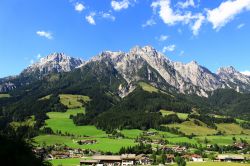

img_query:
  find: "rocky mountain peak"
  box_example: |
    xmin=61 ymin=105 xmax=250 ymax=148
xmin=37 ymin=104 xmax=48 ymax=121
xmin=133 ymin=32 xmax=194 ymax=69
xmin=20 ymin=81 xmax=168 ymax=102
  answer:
xmin=217 ymin=66 xmax=237 ymax=75
xmin=22 ymin=53 xmax=84 ymax=76
xmin=40 ymin=52 xmax=70 ymax=63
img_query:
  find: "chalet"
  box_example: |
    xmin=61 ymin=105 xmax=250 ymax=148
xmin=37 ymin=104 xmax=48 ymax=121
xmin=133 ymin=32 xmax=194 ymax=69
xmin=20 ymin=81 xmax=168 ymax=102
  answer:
xmin=217 ymin=154 xmax=245 ymax=162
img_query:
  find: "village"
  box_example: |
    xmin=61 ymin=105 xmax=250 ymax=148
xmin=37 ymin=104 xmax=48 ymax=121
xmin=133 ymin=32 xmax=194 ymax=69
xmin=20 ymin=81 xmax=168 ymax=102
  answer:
xmin=34 ymin=135 xmax=250 ymax=166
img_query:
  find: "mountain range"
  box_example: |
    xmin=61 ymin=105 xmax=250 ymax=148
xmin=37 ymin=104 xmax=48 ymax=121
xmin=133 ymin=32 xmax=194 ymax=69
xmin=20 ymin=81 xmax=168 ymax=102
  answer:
xmin=1 ymin=45 xmax=250 ymax=97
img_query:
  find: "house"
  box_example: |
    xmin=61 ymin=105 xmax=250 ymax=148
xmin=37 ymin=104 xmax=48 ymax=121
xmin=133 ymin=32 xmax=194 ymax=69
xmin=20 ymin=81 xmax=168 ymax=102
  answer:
xmin=217 ymin=154 xmax=245 ymax=162
xmin=191 ymin=154 xmax=203 ymax=162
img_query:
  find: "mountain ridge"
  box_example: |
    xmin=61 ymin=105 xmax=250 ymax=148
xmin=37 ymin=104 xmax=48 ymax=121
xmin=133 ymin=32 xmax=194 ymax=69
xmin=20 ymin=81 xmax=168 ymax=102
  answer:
xmin=1 ymin=45 xmax=250 ymax=97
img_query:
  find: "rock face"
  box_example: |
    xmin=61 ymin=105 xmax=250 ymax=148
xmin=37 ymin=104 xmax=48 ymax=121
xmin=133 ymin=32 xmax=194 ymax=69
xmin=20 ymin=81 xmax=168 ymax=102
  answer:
xmin=22 ymin=53 xmax=84 ymax=76
xmin=1 ymin=46 xmax=250 ymax=96
xmin=217 ymin=66 xmax=250 ymax=93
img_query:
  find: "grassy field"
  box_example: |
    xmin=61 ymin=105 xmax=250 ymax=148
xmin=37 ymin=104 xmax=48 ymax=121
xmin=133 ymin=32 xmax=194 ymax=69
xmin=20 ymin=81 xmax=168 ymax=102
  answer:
xmin=10 ymin=116 xmax=36 ymax=129
xmin=167 ymin=136 xmax=199 ymax=145
xmin=216 ymin=123 xmax=250 ymax=135
xmin=167 ymin=121 xmax=217 ymax=136
xmin=148 ymin=129 xmax=179 ymax=138
xmin=34 ymin=135 xmax=137 ymax=153
xmin=0 ymin=93 xmax=10 ymax=98
xmin=121 ymin=129 xmax=143 ymax=138
xmin=138 ymin=82 xmax=159 ymax=93
xmin=160 ymin=109 xmax=189 ymax=120
xmin=59 ymin=94 xmax=90 ymax=109
xmin=195 ymin=135 xmax=250 ymax=145
xmin=45 ymin=108 xmax=106 ymax=137
xmin=186 ymin=162 xmax=250 ymax=166
xmin=39 ymin=94 xmax=52 ymax=100
xmin=49 ymin=158 xmax=80 ymax=166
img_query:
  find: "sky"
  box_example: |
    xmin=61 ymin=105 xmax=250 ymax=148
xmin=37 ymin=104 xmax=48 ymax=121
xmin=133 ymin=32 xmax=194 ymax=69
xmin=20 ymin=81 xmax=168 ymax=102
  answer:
xmin=1 ymin=0 xmax=250 ymax=78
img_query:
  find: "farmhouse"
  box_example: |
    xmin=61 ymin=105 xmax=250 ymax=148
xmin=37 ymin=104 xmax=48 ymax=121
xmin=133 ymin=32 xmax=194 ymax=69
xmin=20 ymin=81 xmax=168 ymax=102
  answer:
xmin=217 ymin=154 xmax=245 ymax=162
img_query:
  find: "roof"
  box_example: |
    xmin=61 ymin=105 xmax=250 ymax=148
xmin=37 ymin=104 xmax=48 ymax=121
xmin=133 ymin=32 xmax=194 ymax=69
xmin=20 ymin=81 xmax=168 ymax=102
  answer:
xmin=80 ymin=160 xmax=99 ymax=163
xmin=93 ymin=155 xmax=122 ymax=161
xmin=217 ymin=155 xmax=244 ymax=160
xmin=121 ymin=154 xmax=136 ymax=159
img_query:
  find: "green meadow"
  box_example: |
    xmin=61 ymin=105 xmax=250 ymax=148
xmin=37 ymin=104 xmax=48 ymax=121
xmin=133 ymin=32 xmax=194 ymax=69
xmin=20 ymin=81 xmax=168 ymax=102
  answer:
xmin=0 ymin=93 xmax=10 ymax=98
xmin=195 ymin=135 xmax=250 ymax=145
xmin=34 ymin=135 xmax=136 ymax=153
xmin=121 ymin=129 xmax=143 ymax=138
xmin=59 ymin=94 xmax=90 ymax=109
xmin=167 ymin=121 xmax=217 ymax=136
xmin=49 ymin=158 xmax=80 ymax=166
xmin=139 ymin=82 xmax=159 ymax=93
xmin=216 ymin=123 xmax=250 ymax=135
xmin=167 ymin=136 xmax=200 ymax=145
xmin=44 ymin=108 xmax=106 ymax=137
xmin=160 ymin=109 xmax=189 ymax=120
xmin=10 ymin=116 xmax=36 ymax=129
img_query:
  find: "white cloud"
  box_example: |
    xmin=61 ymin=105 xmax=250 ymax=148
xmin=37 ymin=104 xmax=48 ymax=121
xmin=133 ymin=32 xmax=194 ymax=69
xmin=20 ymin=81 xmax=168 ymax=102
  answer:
xmin=177 ymin=0 xmax=195 ymax=9
xmin=158 ymin=35 xmax=169 ymax=41
xmin=111 ymin=0 xmax=130 ymax=11
xmin=75 ymin=2 xmax=85 ymax=12
xmin=142 ymin=18 xmax=156 ymax=27
xmin=151 ymin=0 xmax=192 ymax=25
xmin=162 ymin=44 xmax=176 ymax=52
xmin=36 ymin=31 xmax=53 ymax=39
xmin=237 ymin=23 xmax=245 ymax=29
xmin=241 ymin=70 xmax=250 ymax=76
xmin=85 ymin=12 xmax=96 ymax=25
xmin=206 ymin=0 xmax=250 ymax=30
xmin=101 ymin=12 xmax=116 ymax=21
xmin=191 ymin=13 xmax=205 ymax=35
xmin=151 ymin=0 xmax=204 ymax=35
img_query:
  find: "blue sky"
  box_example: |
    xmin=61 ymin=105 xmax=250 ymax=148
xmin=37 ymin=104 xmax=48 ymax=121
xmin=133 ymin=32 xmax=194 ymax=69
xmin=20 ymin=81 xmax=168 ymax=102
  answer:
xmin=1 ymin=0 xmax=250 ymax=78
